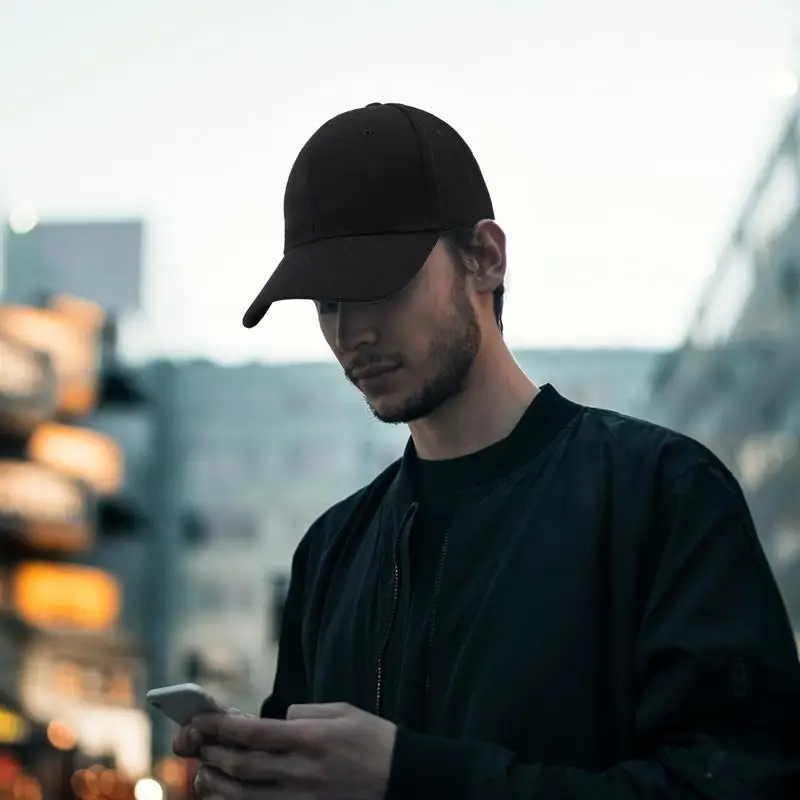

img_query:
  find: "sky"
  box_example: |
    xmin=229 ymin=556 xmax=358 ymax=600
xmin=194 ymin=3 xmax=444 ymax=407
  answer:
xmin=0 ymin=0 xmax=795 ymax=363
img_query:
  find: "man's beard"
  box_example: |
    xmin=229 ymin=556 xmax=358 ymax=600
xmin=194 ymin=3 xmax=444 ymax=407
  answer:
xmin=365 ymin=288 xmax=481 ymax=425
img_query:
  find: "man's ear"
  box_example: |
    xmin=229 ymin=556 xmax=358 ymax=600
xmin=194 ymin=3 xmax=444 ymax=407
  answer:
xmin=467 ymin=220 xmax=506 ymax=296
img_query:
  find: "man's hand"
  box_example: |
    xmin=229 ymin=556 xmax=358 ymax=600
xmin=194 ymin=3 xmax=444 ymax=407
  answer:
xmin=173 ymin=709 xmax=249 ymax=759
xmin=192 ymin=702 xmax=396 ymax=800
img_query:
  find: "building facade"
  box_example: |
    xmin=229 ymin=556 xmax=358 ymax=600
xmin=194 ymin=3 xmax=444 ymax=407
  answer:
xmin=650 ymin=101 xmax=800 ymax=640
xmin=0 ymin=220 xmax=156 ymax=795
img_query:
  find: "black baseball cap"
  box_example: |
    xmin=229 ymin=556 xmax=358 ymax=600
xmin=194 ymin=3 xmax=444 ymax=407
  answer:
xmin=242 ymin=102 xmax=494 ymax=328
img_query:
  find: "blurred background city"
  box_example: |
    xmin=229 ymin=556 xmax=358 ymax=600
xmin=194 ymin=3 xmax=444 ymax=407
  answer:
xmin=1 ymin=0 xmax=800 ymax=799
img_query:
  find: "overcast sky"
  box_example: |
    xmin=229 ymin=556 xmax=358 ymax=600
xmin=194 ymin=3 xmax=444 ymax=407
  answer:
xmin=0 ymin=0 xmax=795 ymax=362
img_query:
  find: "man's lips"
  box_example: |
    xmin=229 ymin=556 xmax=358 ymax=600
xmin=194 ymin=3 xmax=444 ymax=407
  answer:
xmin=350 ymin=364 xmax=401 ymax=382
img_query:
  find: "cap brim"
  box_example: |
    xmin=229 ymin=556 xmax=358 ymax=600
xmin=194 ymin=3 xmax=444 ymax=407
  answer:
xmin=242 ymin=231 xmax=440 ymax=328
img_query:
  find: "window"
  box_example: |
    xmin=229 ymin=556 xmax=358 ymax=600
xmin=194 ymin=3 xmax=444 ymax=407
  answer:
xmin=181 ymin=511 xmax=256 ymax=547
xmin=283 ymin=441 xmax=317 ymax=474
xmin=737 ymin=432 xmax=797 ymax=491
xmin=221 ymin=516 xmax=257 ymax=542
xmin=780 ymin=260 xmax=800 ymax=304
xmin=182 ymin=511 xmax=208 ymax=546
xmin=184 ymin=579 xmax=254 ymax=614
xmin=54 ymin=663 xmax=82 ymax=697
xmin=184 ymin=452 xmax=216 ymax=496
xmin=107 ymin=672 xmax=133 ymax=705
xmin=184 ymin=581 xmax=225 ymax=613
xmin=182 ymin=649 xmax=249 ymax=684
xmin=183 ymin=651 xmax=202 ymax=683
xmin=229 ymin=584 xmax=253 ymax=610
xmin=51 ymin=660 xmax=134 ymax=706
xmin=184 ymin=448 xmax=254 ymax=497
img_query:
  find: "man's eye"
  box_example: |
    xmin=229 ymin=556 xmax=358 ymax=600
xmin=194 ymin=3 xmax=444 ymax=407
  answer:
xmin=316 ymin=301 xmax=339 ymax=315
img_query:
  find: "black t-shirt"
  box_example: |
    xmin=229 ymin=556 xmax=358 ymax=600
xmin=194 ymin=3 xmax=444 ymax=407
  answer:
xmin=385 ymin=384 xmax=567 ymax=725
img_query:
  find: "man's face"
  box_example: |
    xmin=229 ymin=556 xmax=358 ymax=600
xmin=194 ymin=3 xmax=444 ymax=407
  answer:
xmin=317 ymin=239 xmax=481 ymax=424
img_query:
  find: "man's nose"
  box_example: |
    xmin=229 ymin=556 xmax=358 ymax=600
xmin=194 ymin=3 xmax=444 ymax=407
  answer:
xmin=335 ymin=303 xmax=378 ymax=352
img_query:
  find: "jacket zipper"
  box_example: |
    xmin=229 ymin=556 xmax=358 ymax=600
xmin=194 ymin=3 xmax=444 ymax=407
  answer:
xmin=375 ymin=503 xmax=417 ymax=716
xmin=424 ymin=525 xmax=451 ymax=698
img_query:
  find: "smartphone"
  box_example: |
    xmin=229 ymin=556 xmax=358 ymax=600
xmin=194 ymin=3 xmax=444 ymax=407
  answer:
xmin=146 ymin=683 xmax=228 ymax=726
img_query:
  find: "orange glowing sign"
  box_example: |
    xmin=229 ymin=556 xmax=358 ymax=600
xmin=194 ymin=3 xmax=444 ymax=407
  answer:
xmin=0 ymin=305 xmax=99 ymax=417
xmin=0 ymin=335 xmax=57 ymax=432
xmin=0 ymin=459 xmax=90 ymax=552
xmin=46 ymin=720 xmax=77 ymax=751
xmin=11 ymin=562 xmax=120 ymax=632
xmin=0 ymin=460 xmax=85 ymax=522
xmin=27 ymin=423 xmax=124 ymax=495
xmin=0 ymin=337 xmax=45 ymax=398
xmin=49 ymin=295 xmax=105 ymax=334
xmin=0 ymin=708 xmax=28 ymax=745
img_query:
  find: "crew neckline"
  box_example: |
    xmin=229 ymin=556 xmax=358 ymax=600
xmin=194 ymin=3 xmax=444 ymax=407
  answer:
xmin=407 ymin=384 xmax=578 ymax=503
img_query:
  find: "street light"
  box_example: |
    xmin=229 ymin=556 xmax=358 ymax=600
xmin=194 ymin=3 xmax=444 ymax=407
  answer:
xmin=134 ymin=777 xmax=164 ymax=800
xmin=8 ymin=207 xmax=39 ymax=234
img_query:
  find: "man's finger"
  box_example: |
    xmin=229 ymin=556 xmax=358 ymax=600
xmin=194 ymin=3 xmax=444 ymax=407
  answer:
xmin=201 ymin=745 xmax=311 ymax=782
xmin=195 ymin=765 xmax=284 ymax=799
xmin=286 ymin=702 xmax=351 ymax=720
xmin=193 ymin=713 xmax=315 ymax=752
xmin=173 ymin=725 xmax=203 ymax=758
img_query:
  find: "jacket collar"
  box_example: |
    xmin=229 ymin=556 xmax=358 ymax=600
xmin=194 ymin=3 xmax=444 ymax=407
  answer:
xmin=376 ymin=385 xmax=583 ymax=514
xmin=383 ymin=437 xmax=417 ymax=510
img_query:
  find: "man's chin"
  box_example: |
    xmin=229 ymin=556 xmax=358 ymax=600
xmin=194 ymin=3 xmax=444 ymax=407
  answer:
xmin=366 ymin=398 xmax=409 ymax=425
xmin=366 ymin=393 xmax=442 ymax=425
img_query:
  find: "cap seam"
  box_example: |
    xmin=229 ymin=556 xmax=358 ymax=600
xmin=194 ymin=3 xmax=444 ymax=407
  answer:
xmin=387 ymin=104 xmax=435 ymax=227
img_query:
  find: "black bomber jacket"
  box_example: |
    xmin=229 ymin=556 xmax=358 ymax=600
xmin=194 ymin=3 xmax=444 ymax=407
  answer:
xmin=261 ymin=386 xmax=800 ymax=798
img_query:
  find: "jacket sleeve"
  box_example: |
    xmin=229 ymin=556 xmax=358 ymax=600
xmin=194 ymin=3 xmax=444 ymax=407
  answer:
xmin=259 ymin=533 xmax=312 ymax=719
xmin=387 ymin=460 xmax=800 ymax=799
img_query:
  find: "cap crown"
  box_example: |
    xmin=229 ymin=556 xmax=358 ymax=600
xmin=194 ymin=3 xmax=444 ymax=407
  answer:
xmin=283 ymin=103 xmax=494 ymax=253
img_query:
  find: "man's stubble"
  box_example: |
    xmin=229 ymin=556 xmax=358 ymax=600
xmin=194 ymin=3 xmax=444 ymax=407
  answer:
xmin=366 ymin=282 xmax=481 ymax=425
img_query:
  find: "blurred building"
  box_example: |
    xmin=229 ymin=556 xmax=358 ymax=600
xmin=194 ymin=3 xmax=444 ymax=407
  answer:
xmin=514 ymin=348 xmax=657 ymax=417
xmin=0 ymin=219 xmax=157 ymax=795
xmin=3 ymin=220 xmax=143 ymax=316
xmin=142 ymin=347 xmax=660 ymax=719
xmin=650 ymin=102 xmax=800 ymax=639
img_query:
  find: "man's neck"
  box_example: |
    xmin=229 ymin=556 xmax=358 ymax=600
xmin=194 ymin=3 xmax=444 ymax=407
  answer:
xmin=408 ymin=342 xmax=539 ymax=461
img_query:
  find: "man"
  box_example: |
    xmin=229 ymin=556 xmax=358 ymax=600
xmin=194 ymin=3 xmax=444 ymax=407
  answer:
xmin=175 ymin=103 xmax=800 ymax=798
